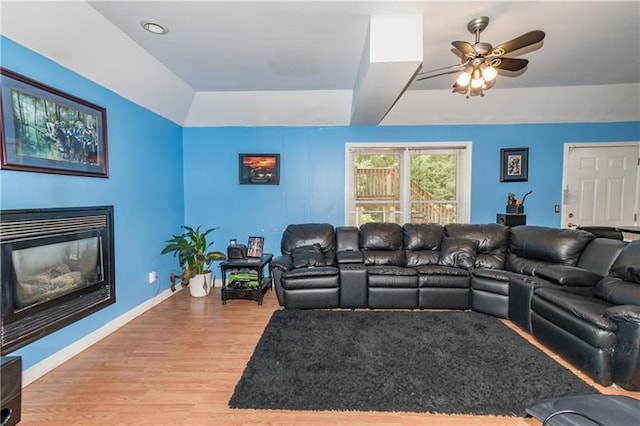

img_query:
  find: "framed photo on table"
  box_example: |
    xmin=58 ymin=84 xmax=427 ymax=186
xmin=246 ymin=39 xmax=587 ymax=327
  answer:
xmin=0 ymin=68 xmax=108 ymax=177
xmin=500 ymin=147 xmax=528 ymax=182
xmin=247 ymin=236 xmax=264 ymax=258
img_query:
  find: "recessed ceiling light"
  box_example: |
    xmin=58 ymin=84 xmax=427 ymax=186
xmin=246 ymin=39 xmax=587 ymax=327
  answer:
xmin=141 ymin=20 xmax=168 ymax=35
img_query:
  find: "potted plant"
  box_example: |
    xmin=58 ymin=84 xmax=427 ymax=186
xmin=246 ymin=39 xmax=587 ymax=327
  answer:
xmin=161 ymin=225 xmax=226 ymax=297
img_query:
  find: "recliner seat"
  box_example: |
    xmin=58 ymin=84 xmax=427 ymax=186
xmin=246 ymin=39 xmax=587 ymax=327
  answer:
xmin=531 ymin=241 xmax=640 ymax=390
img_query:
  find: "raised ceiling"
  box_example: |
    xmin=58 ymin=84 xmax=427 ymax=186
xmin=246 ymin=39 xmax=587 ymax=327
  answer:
xmin=1 ymin=1 xmax=639 ymax=126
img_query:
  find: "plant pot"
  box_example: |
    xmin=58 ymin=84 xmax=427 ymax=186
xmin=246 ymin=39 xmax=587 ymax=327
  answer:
xmin=189 ymin=271 xmax=212 ymax=297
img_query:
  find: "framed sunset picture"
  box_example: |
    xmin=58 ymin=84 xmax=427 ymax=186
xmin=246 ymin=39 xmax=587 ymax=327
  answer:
xmin=239 ymin=153 xmax=280 ymax=185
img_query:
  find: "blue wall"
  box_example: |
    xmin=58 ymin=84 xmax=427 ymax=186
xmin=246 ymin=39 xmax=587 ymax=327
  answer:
xmin=183 ymin=123 xmax=640 ymax=256
xmin=2 ymin=36 xmax=639 ymax=371
xmin=0 ymin=37 xmax=185 ymax=369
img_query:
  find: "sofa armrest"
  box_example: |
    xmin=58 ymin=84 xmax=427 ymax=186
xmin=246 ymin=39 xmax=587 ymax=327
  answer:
xmin=337 ymin=250 xmax=364 ymax=264
xmin=535 ymin=265 xmax=602 ymax=287
xmin=605 ymin=305 xmax=640 ymax=323
xmin=271 ymin=254 xmax=293 ymax=273
xmin=605 ymin=305 xmax=640 ymax=391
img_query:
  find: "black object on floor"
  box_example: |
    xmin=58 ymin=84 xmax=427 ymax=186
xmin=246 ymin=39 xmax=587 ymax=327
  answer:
xmin=526 ymin=394 xmax=640 ymax=425
xmin=229 ymin=310 xmax=598 ymax=416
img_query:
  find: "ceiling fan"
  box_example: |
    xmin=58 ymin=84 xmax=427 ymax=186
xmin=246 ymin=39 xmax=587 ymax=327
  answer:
xmin=416 ymin=16 xmax=545 ymax=97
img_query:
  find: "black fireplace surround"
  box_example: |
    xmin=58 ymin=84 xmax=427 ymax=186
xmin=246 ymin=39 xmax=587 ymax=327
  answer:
xmin=1 ymin=206 xmax=115 ymax=354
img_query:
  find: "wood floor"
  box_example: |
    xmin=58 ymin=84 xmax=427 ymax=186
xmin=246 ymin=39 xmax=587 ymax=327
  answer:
xmin=21 ymin=287 xmax=639 ymax=425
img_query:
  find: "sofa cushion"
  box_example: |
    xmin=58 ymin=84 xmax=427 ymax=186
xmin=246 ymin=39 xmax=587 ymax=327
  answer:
xmin=415 ymin=264 xmax=470 ymax=277
xmin=595 ymin=276 xmax=640 ymax=306
xmin=533 ymin=287 xmax=617 ymax=332
xmin=360 ymin=222 xmax=403 ymax=250
xmin=508 ymin=226 xmax=595 ymax=271
xmin=471 ymin=268 xmax=511 ymax=282
xmin=291 ymin=243 xmax=326 ymax=269
xmin=283 ymin=265 xmax=339 ymax=279
xmin=609 ymin=240 xmax=640 ymax=283
xmin=281 ymin=223 xmax=337 ymax=266
xmin=367 ymin=266 xmax=418 ymax=288
xmin=406 ymin=250 xmax=440 ymax=267
xmin=577 ymin=238 xmax=627 ymax=276
xmin=445 ymin=223 xmax=509 ymax=269
xmin=403 ymin=223 xmax=444 ymax=250
xmin=438 ymin=237 xmax=478 ymax=270
xmin=362 ymin=250 xmax=405 ymax=266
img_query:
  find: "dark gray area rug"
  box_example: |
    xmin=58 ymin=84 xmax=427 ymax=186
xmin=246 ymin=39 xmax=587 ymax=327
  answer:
xmin=229 ymin=310 xmax=599 ymax=416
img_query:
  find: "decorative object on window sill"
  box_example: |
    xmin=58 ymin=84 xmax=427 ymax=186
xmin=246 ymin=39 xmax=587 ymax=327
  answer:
xmin=0 ymin=68 xmax=109 ymax=177
xmin=413 ymin=16 xmax=545 ymax=98
xmin=500 ymin=148 xmax=529 ymax=182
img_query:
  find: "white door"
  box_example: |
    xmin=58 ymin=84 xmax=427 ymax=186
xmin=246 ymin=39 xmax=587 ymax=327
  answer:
xmin=562 ymin=143 xmax=639 ymax=228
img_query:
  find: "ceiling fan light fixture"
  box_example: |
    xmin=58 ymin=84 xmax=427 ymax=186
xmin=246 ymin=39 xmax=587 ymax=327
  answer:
xmin=470 ymin=68 xmax=484 ymax=89
xmin=482 ymin=66 xmax=497 ymax=82
xmin=456 ymin=71 xmax=472 ymax=86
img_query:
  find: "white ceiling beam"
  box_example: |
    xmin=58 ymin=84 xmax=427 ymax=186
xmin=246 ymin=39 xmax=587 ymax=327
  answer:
xmin=0 ymin=1 xmax=194 ymax=125
xmin=382 ymin=83 xmax=640 ymax=125
xmin=350 ymin=15 xmax=423 ymax=125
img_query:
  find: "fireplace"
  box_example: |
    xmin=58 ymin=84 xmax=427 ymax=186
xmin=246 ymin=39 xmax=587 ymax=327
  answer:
xmin=1 ymin=206 xmax=115 ymax=354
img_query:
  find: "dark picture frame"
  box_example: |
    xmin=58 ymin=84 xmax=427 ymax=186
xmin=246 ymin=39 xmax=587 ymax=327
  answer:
xmin=0 ymin=68 xmax=108 ymax=177
xmin=239 ymin=153 xmax=280 ymax=185
xmin=500 ymin=147 xmax=529 ymax=182
xmin=247 ymin=236 xmax=264 ymax=258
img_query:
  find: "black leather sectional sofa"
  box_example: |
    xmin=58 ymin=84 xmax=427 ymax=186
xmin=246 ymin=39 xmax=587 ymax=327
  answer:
xmin=271 ymin=222 xmax=640 ymax=390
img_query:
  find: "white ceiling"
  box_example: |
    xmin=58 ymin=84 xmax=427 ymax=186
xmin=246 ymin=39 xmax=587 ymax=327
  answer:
xmin=1 ymin=1 xmax=639 ymax=126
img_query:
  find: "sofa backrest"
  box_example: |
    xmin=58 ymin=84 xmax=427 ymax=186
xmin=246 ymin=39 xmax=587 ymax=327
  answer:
xmin=445 ymin=223 xmax=509 ymax=269
xmin=281 ymin=223 xmax=337 ymax=265
xmin=594 ymin=241 xmax=640 ymax=305
xmin=608 ymin=240 xmax=640 ymax=283
xmin=359 ymin=222 xmax=405 ymax=266
xmin=506 ymin=225 xmax=595 ymax=275
xmin=403 ymin=223 xmax=444 ymax=267
xmin=577 ymin=238 xmax=627 ymax=277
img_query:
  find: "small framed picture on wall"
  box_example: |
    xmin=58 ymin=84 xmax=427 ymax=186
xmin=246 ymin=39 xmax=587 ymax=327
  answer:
xmin=500 ymin=148 xmax=529 ymax=182
xmin=239 ymin=153 xmax=280 ymax=185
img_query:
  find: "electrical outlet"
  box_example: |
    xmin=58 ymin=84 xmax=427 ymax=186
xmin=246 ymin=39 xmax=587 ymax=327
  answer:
xmin=554 ymin=204 xmax=560 ymax=213
xmin=148 ymin=271 xmax=158 ymax=284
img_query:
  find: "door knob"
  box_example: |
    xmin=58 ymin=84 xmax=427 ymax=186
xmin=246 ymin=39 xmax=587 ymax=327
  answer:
xmin=567 ymin=222 xmax=577 ymax=228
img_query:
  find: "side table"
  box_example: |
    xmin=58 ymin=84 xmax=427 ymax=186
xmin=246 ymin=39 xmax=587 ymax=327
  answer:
xmin=220 ymin=254 xmax=273 ymax=305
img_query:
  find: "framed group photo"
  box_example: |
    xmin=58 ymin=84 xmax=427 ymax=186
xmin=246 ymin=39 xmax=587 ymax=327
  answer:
xmin=0 ymin=68 xmax=109 ymax=177
xmin=500 ymin=147 xmax=529 ymax=182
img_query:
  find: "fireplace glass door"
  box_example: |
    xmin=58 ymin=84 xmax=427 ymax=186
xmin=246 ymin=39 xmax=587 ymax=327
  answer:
xmin=12 ymin=236 xmax=102 ymax=309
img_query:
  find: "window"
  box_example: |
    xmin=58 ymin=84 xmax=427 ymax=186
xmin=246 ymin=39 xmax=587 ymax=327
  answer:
xmin=345 ymin=143 xmax=471 ymax=226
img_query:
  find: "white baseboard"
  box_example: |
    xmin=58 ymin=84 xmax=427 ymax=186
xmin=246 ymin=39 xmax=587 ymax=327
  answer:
xmin=22 ymin=285 xmax=180 ymax=387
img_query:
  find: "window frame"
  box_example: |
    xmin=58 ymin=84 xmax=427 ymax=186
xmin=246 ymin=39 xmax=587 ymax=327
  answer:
xmin=344 ymin=142 xmax=472 ymax=226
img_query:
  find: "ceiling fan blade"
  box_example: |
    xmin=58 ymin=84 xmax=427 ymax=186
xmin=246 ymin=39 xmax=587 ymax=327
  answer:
xmin=415 ymin=62 xmax=468 ymax=81
xmin=452 ymin=41 xmax=476 ymax=57
xmin=489 ymin=30 xmax=545 ymax=57
xmin=416 ymin=68 xmax=464 ymax=81
xmin=490 ymin=57 xmax=529 ymax=72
